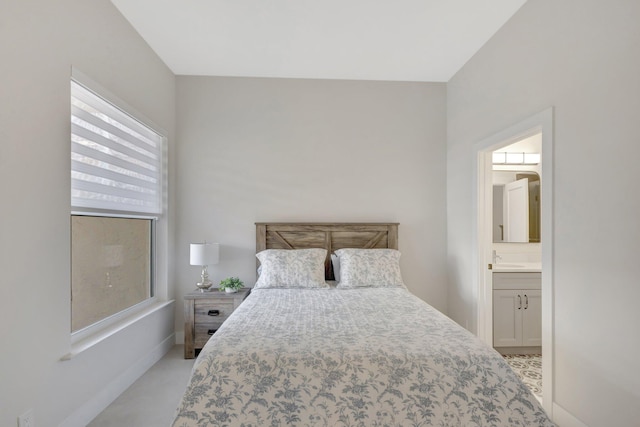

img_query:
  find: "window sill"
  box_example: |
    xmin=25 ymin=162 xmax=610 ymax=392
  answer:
xmin=61 ymin=300 xmax=174 ymax=361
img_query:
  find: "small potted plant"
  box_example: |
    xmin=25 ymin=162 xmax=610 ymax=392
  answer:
xmin=219 ymin=277 xmax=244 ymax=293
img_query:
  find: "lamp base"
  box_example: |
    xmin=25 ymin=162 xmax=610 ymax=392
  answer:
xmin=195 ymin=280 xmax=213 ymax=292
xmin=195 ymin=265 xmax=212 ymax=292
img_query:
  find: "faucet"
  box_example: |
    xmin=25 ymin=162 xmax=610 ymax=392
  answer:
xmin=492 ymin=250 xmax=502 ymax=264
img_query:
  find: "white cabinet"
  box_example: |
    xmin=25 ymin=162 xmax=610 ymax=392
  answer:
xmin=493 ymin=272 xmax=541 ymax=348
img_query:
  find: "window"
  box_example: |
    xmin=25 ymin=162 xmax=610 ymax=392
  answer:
xmin=71 ymin=216 xmax=153 ymax=332
xmin=70 ymin=77 xmax=164 ymax=334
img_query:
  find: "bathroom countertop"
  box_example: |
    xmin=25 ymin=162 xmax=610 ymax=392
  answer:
xmin=492 ymin=262 xmax=541 ymax=272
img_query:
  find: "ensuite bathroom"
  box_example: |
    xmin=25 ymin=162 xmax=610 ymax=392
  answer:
xmin=490 ymin=132 xmax=543 ymax=402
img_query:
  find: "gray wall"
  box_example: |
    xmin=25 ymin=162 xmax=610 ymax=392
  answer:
xmin=0 ymin=1 xmax=176 ymax=425
xmin=447 ymin=0 xmax=640 ymax=425
xmin=175 ymin=76 xmax=447 ymax=335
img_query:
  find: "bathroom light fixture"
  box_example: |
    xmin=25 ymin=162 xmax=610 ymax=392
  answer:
xmin=493 ymin=152 xmax=540 ymax=165
xmin=190 ymin=241 xmax=219 ymax=292
xmin=524 ymin=153 xmax=541 ymax=164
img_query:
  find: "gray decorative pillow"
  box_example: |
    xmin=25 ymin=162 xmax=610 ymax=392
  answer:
xmin=255 ymin=248 xmax=328 ymax=289
xmin=334 ymin=248 xmax=405 ymax=288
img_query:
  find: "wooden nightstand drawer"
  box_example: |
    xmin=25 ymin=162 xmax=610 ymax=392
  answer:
xmin=194 ymin=300 xmax=234 ymax=323
xmin=184 ymin=288 xmax=251 ymax=359
xmin=194 ymin=323 xmax=224 ymax=348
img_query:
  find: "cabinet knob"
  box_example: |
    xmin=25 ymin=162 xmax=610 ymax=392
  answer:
xmin=207 ymin=329 xmax=217 ymax=335
xmin=208 ymin=309 xmax=220 ymax=316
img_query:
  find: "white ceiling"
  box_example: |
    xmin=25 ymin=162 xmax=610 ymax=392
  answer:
xmin=110 ymin=0 xmax=526 ymax=82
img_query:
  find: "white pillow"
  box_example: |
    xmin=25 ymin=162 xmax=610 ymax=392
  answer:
xmin=334 ymin=248 xmax=405 ymax=288
xmin=255 ymin=248 xmax=329 ymax=289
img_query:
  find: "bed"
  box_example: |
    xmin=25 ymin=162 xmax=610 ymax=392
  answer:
xmin=172 ymin=223 xmax=553 ymax=426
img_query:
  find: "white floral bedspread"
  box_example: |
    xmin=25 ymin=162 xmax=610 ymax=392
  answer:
xmin=172 ymin=288 xmax=553 ymax=426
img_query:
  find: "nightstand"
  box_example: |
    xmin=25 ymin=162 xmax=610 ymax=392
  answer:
xmin=183 ymin=288 xmax=250 ymax=359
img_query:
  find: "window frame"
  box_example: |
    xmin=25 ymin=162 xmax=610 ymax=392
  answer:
xmin=70 ymin=69 xmax=167 ymax=344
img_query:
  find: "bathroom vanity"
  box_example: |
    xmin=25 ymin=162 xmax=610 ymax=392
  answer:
xmin=493 ymin=269 xmax=541 ymax=354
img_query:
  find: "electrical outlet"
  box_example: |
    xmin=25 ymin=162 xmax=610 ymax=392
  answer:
xmin=18 ymin=409 xmax=34 ymax=427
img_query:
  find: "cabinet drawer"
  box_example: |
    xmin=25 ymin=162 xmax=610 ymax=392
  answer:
xmin=493 ymin=272 xmax=541 ymax=290
xmin=184 ymin=288 xmax=251 ymax=359
xmin=194 ymin=300 xmax=235 ymax=323
xmin=194 ymin=322 xmax=224 ymax=348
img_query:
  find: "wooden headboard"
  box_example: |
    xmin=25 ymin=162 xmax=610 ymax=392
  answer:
xmin=255 ymin=222 xmax=399 ymax=280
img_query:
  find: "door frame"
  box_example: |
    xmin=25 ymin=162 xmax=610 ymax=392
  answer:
xmin=472 ymin=107 xmax=554 ymax=415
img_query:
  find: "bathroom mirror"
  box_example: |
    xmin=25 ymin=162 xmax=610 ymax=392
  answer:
xmin=493 ymin=171 xmax=540 ymax=243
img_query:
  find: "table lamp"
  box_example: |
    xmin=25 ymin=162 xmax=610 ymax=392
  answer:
xmin=190 ymin=242 xmax=219 ymax=292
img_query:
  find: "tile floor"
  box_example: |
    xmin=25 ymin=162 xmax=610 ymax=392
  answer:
xmin=503 ymin=354 xmax=542 ymax=402
xmin=88 ymin=345 xmax=194 ymax=427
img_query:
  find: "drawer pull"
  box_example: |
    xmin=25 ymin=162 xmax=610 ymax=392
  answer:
xmin=208 ymin=309 xmax=220 ymax=316
xmin=207 ymin=329 xmax=217 ymax=335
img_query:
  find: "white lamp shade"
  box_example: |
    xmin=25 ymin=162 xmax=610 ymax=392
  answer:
xmin=190 ymin=243 xmax=219 ymax=266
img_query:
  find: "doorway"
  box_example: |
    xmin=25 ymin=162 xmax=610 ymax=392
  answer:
xmin=473 ymin=108 xmax=554 ymax=416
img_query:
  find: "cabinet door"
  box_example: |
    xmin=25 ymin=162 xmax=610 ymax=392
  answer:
xmin=522 ymin=290 xmax=542 ymax=346
xmin=493 ymin=290 xmax=523 ymax=347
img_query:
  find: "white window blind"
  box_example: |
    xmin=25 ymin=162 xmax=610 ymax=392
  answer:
xmin=71 ymin=81 xmax=163 ymax=214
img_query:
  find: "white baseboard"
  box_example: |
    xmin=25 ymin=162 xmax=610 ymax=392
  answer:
xmin=59 ymin=333 xmax=175 ymax=427
xmin=553 ymin=402 xmax=589 ymax=427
